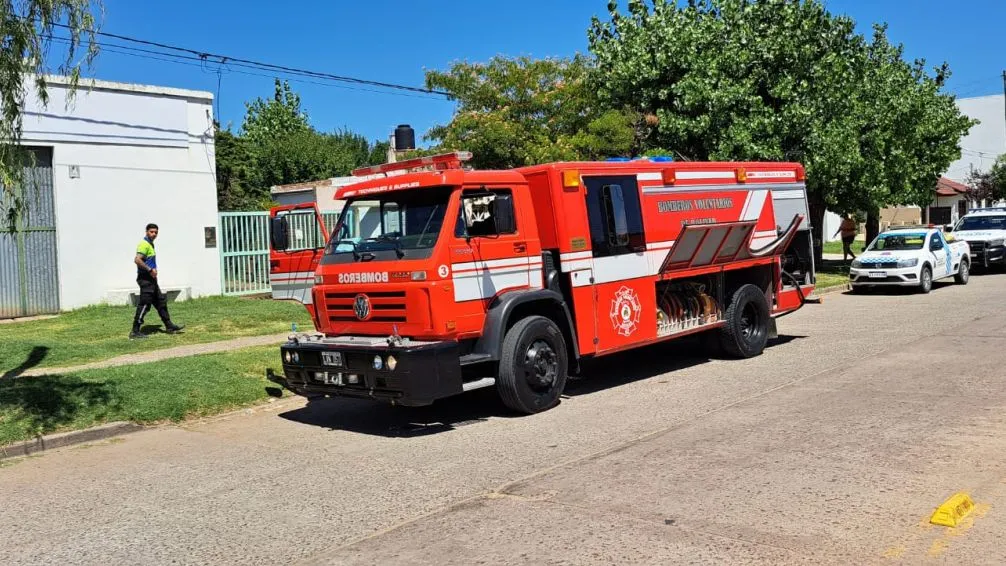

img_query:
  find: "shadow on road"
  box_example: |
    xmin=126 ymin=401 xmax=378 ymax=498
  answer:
xmin=277 ymin=333 xmax=805 ymax=438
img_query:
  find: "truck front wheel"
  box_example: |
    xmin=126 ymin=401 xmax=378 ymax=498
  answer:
xmin=497 ymin=315 xmax=568 ymax=414
xmin=719 ymin=284 xmax=770 ymax=359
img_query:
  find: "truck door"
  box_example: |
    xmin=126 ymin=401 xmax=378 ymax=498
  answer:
xmin=582 ymin=175 xmax=653 ymax=353
xmin=269 ymin=204 xmax=330 ymax=309
xmin=450 ymin=188 xmax=531 ymax=305
xmin=929 ymin=231 xmax=951 ymax=278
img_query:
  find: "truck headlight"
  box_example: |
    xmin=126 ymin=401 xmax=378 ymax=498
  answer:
xmin=851 ymin=259 xmax=863 ymax=268
xmin=372 ymin=355 xmax=383 ymax=370
xmin=990 ymin=239 xmax=1004 ymax=247
xmin=284 ymin=351 xmax=292 ymax=363
xmin=898 ymin=258 xmax=918 ymax=268
xmin=386 ymin=355 xmax=397 ymax=371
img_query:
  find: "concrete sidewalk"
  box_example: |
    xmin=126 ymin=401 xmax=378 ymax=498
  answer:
xmin=18 ymin=333 xmax=290 ymax=377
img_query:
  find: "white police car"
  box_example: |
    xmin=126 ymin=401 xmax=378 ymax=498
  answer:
xmin=849 ymin=226 xmax=970 ymax=294
xmin=951 ymin=207 xmax=1006 ymax=269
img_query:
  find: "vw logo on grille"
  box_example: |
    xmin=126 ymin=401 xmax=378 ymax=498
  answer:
xmin=353 ymin=294 xmax=371 ymax=320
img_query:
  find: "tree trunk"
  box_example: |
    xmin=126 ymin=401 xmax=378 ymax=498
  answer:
xmin=865 ymin=208 xmax=880 ymax=247
xmin=808 ymin=192 xmax=826 ymax=266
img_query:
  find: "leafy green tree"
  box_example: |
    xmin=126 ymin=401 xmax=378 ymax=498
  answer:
xmin=588 ymin=0 xmax=973 ymax=256
xmin=241 ymin=79 xmax=310 ymax=146
xmin=424 ymin=55 xmax=641 ymax=169
xmin=1 ymin=0 xmax=101 ymax=231
xmin=215 ymin=81 xmax=392 ymax=210
xmin=966 ymin=156 xmax=1006 ymax=205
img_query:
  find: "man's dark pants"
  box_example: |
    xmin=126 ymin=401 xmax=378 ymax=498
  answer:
xmin=133 ymin=272 xmax=171 ymax=331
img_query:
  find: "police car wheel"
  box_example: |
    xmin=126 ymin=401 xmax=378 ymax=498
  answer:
xmin=919 ymin=265 xmax=933 ymax=294
xmin=719 ymin=284 xmax=770 ymax=359
xmin=497 ymin=315 xmax=568 ymax=415
xmin=955 ymin=260 xmax=970 ymax=284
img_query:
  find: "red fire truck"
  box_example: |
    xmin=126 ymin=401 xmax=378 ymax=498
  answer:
xmin=267 ymin=152 xmax=816 ymax=414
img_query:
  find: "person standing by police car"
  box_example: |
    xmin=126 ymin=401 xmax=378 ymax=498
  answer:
xmin=131 ymin=223 xmax=184 ymax=339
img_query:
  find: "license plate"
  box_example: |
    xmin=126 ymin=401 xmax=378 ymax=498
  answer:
xmin=321 ymin=352 xmax=343 ymax=366
xmin=868 ymin=271 xmax=887 ymax=279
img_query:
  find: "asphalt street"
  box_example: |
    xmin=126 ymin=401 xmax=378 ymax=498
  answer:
xmin=4 ymin=271 xmax=1006 ymax=565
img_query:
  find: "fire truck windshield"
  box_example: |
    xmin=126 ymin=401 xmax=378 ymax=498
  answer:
xmin=322 ymin=185 xmax=453 ymax=263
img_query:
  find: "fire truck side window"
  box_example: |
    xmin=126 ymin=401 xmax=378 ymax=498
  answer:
xmin=584 ymin=175 xmax=645 ymax=257
xmin=455 ymin=189 xmax=517 ymax=238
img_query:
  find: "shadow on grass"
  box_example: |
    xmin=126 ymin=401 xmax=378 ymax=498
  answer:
xmin=0 ymin=373 xmax=116 ymax=444
xmin=1 ymin=346 xmax=49 ymax=379
xmin=278 ymin=333 xmax=805 ymax=438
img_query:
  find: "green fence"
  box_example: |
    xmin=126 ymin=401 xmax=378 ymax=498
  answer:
xmin=218 ymin=210 xmax=341 ymax=296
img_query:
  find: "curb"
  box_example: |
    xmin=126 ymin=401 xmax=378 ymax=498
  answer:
xmin=808 ymin=283 xmax=850 ymax=299
xmin=0 ymin=395 xmax=308 ymax=462
xmin=1 ymin=421 xmax=145 ymax=461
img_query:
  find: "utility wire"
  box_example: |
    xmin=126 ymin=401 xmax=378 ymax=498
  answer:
xmin=45 ymin=35 xmax=447 ymax=100
xmin=46 ymin=21 xmax=450 ymax=97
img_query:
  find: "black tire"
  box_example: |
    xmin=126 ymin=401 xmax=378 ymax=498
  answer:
xmin=718 ymin=284 xmax=771 ymax=359
xmin=955 ymin=259 xmax=970 ymax=284
xmin=497 ymin=315 xmax=568 ymax=414
xmin=919 ymin=265 xmax=933 ymax=294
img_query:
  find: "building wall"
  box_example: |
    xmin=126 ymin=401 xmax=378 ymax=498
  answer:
xmin=20 ymin=78 xmax=220 ymax=310
xmin=945 ymin=94 xmax=1005 ymax=183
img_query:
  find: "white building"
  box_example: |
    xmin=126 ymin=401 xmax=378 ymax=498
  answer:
xmin=0 ymin=76 xmax=219 ymax=317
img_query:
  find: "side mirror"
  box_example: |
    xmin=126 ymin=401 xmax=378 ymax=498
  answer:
xmin=944 ymin=224 xmax=953 ymax=233
xmin=270 ymin=216 xmax=290 ymax=251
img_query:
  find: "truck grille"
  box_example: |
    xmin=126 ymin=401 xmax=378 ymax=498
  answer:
xmin=325 ymin=291 xmax=407 ymax=323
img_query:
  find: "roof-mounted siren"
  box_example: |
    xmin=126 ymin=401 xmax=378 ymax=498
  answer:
xmin=351 ymin=151 xmax=473 ymax=177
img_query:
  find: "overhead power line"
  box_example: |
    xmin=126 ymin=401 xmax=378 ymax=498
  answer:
xmin=46 ymin=21 xmax=450 ymax=97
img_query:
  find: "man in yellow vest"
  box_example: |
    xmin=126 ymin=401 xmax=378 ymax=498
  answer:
xmin=131 ymin=223 xmax=184 ymax=339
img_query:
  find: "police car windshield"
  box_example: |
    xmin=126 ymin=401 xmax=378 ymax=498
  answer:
xmin=326 ymin=186 xmax=452 ymax=258
xmin=868 ymin=233 xmax=926 ymax=251
xmin=956 ymin=215 xmax=1006 ymax=231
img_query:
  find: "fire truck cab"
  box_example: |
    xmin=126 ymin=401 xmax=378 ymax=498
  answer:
xmin=268 ymin=152 xmax=816 ymax=414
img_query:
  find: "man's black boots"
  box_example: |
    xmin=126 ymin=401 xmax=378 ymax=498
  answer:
xmin=165 ymin=321 xmax=185 ymax=334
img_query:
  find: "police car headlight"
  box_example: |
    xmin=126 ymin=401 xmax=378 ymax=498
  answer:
xmin=898 ymin=258 xmax=918 ymax=268
xmin=851 ymin=259 xmax=863 ymax=269
xmin=372 ymin=355 xmax=383 ymax=370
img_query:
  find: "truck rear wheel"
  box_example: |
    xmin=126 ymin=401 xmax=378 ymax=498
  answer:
xmin=719 ymin=284 xmax=770 ymax=359
xmin=955 ymin=259 xmax=970 ymax=284
xmin=497 ymin=315 xmax=568 ymax=414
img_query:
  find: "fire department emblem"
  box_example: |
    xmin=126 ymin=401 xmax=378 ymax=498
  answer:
xmin=609 ymin=286 xmax=641 ymax=337
xmin=353 ymin=294 xmax=371 ymax=321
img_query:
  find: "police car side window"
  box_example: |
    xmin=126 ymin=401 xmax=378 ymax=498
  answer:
xmin=930 ymin=234 xmax=944 ymax=250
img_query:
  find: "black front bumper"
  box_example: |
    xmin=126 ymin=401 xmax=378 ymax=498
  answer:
xmin=968 ymin=245 xmax=1006 ymax=267
xmin=270 ymin=337 xmax=464 ymax=407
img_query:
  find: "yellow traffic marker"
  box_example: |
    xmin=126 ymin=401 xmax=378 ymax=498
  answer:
xmin=930 ymin=492 xmax=975 ymax=527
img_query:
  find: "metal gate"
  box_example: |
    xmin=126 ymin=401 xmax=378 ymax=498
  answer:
xmin=0 ymin=147 xmax=59 ymax=318
xmin=218 ymin=209 xmax=341 ymax=296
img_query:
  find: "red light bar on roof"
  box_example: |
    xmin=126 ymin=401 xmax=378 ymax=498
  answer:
xmin=351 ymin=151 xmax=473 ymax=177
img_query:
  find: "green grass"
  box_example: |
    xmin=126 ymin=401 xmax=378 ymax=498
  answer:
xmin=815 ymin=259 xmax=852 ymax=289
xmin=822 ymin=240 xmax=866 ymax=255
xmin=1 ymin=296 xmax=312 ymax=374
xmin=0 ymin=345 xmax=284 ymax=446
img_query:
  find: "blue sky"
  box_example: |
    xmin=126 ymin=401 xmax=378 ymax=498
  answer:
xmin=79 ymin=0 xmax=1005 ymax=147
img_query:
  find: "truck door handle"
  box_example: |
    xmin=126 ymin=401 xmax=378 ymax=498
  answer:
xmin=513 ymin=242 xmax=526 ymax=253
